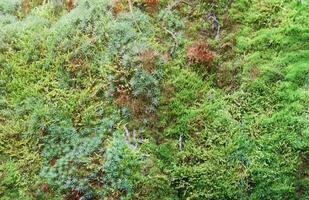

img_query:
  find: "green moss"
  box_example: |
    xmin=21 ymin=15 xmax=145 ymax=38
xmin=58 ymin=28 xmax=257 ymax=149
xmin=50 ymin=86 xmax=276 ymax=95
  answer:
xmin=1 ymin=0 xmax=308 ymax=199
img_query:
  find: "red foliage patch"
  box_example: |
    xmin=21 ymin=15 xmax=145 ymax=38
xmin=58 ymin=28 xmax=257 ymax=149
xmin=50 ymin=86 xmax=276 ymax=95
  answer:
xmin=144 ymin=0 xmax=160 ymax=13
xmin=22 ymin=0 xmax=30 ymax=14
xmin=144 ymin=0 xmax=160 ymax=6
xmin=49 ymin=158 xmax=57 ymax=166
xmin=41 ymin=184 xmax=49 ymax=192
xmin=187 ymin=42 xmax=215 ymax=66
xmin=65 ymin=0 xmax=75 ymax=11
xmin=113 ymin=0 xmax=123 ymax=16
xmin=64 ymin=189 xmax=82 ymax=200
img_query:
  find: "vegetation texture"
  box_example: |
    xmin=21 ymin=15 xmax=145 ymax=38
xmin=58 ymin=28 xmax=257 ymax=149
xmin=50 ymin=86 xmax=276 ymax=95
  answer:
xmin=0 ymin=0 xmax=308 ymax=199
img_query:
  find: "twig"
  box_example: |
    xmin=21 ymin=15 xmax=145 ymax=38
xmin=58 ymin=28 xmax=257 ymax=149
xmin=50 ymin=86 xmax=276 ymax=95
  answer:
xmin=124 ymin=125 xmax=130 ymax=141
xmin=127 ymin=0 xmax=142 ymax=33
xmin=132 ymin=129 xmax=137 ymax=148
xmin=162 ymin=26 xmax=178 ymax=54
xmin=179 ymin=135 xmax=183 ymax=151
xmin=127 ymin=0 xmax=133 ymax=13
xmin=124 ymin=125 xmax=138 ymax=149
xmin=208 ymin=14 xmax=221 ymax=40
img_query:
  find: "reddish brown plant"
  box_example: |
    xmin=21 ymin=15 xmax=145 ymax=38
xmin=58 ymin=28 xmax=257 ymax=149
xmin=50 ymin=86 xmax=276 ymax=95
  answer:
xmin=144 ymin=0 xmax=160 ymax=6
xmin=113 ymin=0 xmax=123 ymax=15
xmin=64 ymin=189 xmax=82 ymax=200
xmin=187 ymin=42 xmax=215 ymax=66
xmin=41 ymin=184 xmax=49 ymax=193
xmin=144 ymin=0 xmax=160 ymax=13
xmin=65 ymin=0 xmax=75 ymax=11
xmin=115 ymin=85 xmax=130 ymax=107
xmin=49 ymin=158 xmax=57 ymax=166
xmin=138 ymin=50 xmax=158 ymax=73
xmin=22 ymin=0 xmax=30 ymax=14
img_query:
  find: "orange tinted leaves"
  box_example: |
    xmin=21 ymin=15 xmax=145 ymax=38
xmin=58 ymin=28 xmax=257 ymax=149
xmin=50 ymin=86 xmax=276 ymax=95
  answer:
xmin=187 ymin=42 xmax=215 ymax=66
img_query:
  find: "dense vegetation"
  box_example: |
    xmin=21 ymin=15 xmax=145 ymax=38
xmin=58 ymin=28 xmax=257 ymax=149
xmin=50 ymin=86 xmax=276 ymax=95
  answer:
xmin=0 ymin=0 xmax=308 ymax=199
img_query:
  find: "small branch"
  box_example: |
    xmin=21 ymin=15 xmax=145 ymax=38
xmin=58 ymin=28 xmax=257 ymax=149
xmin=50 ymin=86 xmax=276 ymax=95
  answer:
xmin=132 ymin=129 xmax=137 ymax=148
xmin=127 ymin=0 xmax=142 ymax=33
xmin=179 ymin=135 xmax=183 ymax=151
xmin=124 ymin=125 xmax=138 ymax=149
xmin=208 ymin=14 xmax=221 ymax=40
xmin=162 ymin=27 xmax=178 ymax=54
xmin=127 ymin=0 xmax=133 ymax=13
xmin=124 ymin=125 xmax=130 ymax=141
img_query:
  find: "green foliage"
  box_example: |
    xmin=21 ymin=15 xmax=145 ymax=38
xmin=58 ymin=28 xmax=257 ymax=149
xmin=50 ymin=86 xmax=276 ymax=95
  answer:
xmin=0 ymin=161 xmax=21 ymax=199
xmin=1 ymin=0 xmax=308 ymax=199
xmin=0 ymin=0 xmax=21 ymax=14
xmin=103 ymin=133 xmax=142 ymax=199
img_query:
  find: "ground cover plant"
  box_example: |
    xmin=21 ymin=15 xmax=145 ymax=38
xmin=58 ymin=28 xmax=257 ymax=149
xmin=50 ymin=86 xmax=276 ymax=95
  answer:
xmin=0 ymin=0 xmax=308 ymax=199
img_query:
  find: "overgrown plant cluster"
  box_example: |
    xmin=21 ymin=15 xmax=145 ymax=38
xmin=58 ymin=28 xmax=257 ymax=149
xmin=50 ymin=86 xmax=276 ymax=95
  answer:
xmin=0 ymin=0 xmax=308 ymax=200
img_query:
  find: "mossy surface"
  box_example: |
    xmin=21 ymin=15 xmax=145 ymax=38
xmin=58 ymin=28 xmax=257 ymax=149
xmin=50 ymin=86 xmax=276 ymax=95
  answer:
xmin=0 ymin=0 xmax=308 ymax=199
